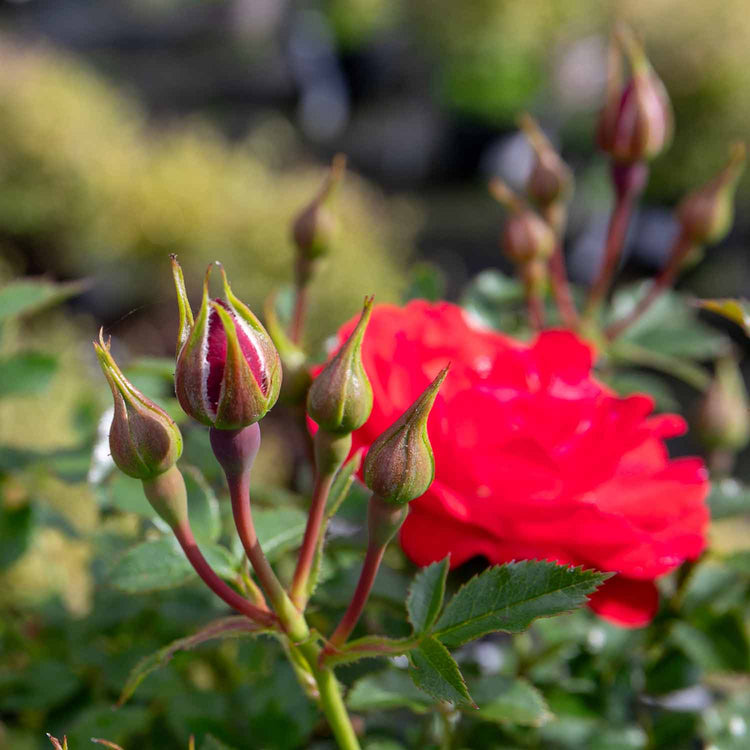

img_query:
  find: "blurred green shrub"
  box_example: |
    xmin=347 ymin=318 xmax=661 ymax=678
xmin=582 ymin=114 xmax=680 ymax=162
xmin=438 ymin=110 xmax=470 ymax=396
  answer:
xmin=0 ymin=36 xmax=417 ymax=345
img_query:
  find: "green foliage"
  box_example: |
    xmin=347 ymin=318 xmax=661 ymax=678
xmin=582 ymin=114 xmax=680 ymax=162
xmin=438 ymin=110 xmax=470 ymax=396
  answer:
xmin=406 ymin=556 xmax=449 ymax=634
xmin=408 ymin=636 xmax=474 ymax=707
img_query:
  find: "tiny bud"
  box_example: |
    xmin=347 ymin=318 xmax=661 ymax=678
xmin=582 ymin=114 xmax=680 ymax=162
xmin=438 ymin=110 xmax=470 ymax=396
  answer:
xmin=518 ymin=113 xmax=574 ymax=208
xmin=678 ymin=143 xmax=746 ymax=246
xmin=93 ymin=330 xmax=182 ymax=480
xmin=292 ymin=154 xmax=346 ymax=260
xmin=172 ymin=257 xmax=282 ymax=430
xmin=596 ymin=26 xmax=672 ymax=163
xmin=489 ymin=179 xmax=555 ymax=265
xmin=696 ymin=355 xmax=750 ymax=452
xmin=307 ymin=296 xmax=374 ymax=434
xmin=364 ymin=366 xmax=448 ymax=506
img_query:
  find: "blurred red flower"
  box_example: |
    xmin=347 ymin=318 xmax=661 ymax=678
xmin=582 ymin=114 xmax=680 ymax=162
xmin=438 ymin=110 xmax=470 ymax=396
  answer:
xmin=330 ymin=300 xmax=709 ymax=627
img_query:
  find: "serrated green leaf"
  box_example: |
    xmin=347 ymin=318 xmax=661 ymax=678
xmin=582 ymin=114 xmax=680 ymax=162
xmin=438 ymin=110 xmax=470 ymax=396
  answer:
xmin=252 ymin=507 xmax=308 ymax=561
xmin=347 ymin=669 xmax=433 ymax=714
xmin=708 ymin=478 xmax=750 ymax=519
xmin=408 ymin=636 xmax=474 ymax=707
xmin=118 ymin=616 xmax=267 ymax=705
xmin=0 ymin=278 xmax=88 ymax=321
xmin=0 ymin=352 xmax=58 ymax=397
xmin=434 ymin=561 xmax=610 ymax=648
xmin=471 ymin=675 xmax=552 ymax=727
xmin=109 ymin=537 xmax=237 ymax=593
xmin=407 ymin=556 xmax=449 ymax=634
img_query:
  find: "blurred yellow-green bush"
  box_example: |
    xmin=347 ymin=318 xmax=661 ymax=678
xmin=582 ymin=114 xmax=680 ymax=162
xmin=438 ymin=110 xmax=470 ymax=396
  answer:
xmin=0 ymin=35 xmax=418 ymax=345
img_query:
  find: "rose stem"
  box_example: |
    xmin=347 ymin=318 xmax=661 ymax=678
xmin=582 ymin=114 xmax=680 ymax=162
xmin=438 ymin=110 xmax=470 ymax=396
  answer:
xmin=291 ymin=256 xmax=312 ymax=345
xmin=584 ymin=161 xmax=648 ymax=319
xmin=543 ymin=203 xmax=580 ymax=329
xmin=605 ymin=229 xmax=693 ymax=339
xmin=171 ymin=520 xmax=276 ymax=627
xmin=526 ymin=284 xmax=546 ymax=331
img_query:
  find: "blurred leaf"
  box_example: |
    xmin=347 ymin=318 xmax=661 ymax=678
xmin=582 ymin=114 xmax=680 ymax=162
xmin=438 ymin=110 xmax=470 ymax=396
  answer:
xmin=408 ymin=636 xmax=474 ymax=707
xmin=109 ymin=537 xmax=237 ymax=593
xmin=461 ymin=270 xmax=525 ymax=330
xmin=63 ymin=705 xmax=151 ymax=749
xmin=118 ymin=616 xmax=269 ymax=705
xmin=0 ymin=502 xmax=33 ymax=569
xmin=200 ymin=737 xmax=239 ymax=750
xmin=0 ymin=660 xmax=80 ymax=710
xmin=184 ymin=466 xmax=221 ymax=543
xmin=698 ymin=298 xmax=750 ymax=335
xmin=708 ymin=478 xmax=750 ymax=519
xmin=588 ymin=727 xmax=648 ymax=750
xmin=434 ymin=561 xmax=610 ymax=648
xmin=253 ymin=507 xmax=308 ymax=562
xmin=404 ymin=262 xmax=447 ymax=302
xmin=674 ymin=612 xmax=750 ymax=674
xmin=347 ymin=668 xmax=433 ymax=713
xmin=725 ymin=550 xmax=750 ymax=575
xmin=406 ymin=556 xmax=449 ymax=634
xmin=603 ymin=371 xmax=679 ymax=412
xmin=471 ymin=675 xmax=552 ymax=727
xmin=105 ymin=474 xmax=154 ymax=517
xmin=0 ymin=278 xmax=88 ymax=321
xmin=0 ymin=352 xmax=58 ymax=397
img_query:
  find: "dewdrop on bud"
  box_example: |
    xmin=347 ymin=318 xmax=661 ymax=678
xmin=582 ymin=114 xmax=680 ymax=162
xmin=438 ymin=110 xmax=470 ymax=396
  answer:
xmin=94 ymin=330 xmax=182 ymax=480
xmin=364 ymin=366 xmax=448 ymax=506
xmin=307 ymin=296 xmax=374 ymax=435
xmin=292 ymin=154 xmax=347 ymax=260
xmin=678 ymin=143 xmax=746 ymax=247
xmin=596 ymin=26 xmax=672 ymax=164
xmin=519 ymin=113 xmax=574 ymax=209
xmin=489 ymin=179 xmax=555 ymax=265
xmin=172 ymin=256 xmax=282 ymax=430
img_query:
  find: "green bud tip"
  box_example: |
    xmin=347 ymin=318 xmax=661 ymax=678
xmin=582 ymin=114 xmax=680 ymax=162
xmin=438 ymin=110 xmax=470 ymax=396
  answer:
xmin=292 ymin=153 xmax=347 ymax=260
xmin=364 ymin=365 xmax=449 ymax=506
xmin=93 ymin=328 xmax=183 ymax=481
xmin=307 ymin=295 xmax=374 ymax=434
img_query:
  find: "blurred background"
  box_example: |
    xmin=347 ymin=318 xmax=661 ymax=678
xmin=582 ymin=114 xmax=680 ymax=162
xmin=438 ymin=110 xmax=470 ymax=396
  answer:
xmin=1 ymin=1 xmax=750 ymax=748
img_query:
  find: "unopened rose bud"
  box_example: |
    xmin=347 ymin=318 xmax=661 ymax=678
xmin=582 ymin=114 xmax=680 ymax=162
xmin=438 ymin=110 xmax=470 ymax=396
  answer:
xmin=364 ymin=366 xmax=448 ymax=506
xmin=94 ymin=330 xmax=182 ymax=481
xmin=489 ymin=179 xmax=555 ymax=265
xmin=307 ymin=296 xmax=373 ymax=435
xmin=596 ymin=26 xmax=672 ymax=164
xmin=678 ymin=143 xmax=746 ymax=247
xmin=292 ymin=154 xmax=346 ymax=261
xmin=696 ymin=355 xmax=750 ymax=452
xmin=172 ymin=256 xmax=282 ymax=430
xmin=519 ymin=113 xmax=574 ymax=209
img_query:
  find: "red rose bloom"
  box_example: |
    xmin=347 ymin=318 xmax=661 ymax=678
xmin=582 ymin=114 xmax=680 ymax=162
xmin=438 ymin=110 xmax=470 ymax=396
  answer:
xmin=330 ymin=300 xmax=709 ymax=627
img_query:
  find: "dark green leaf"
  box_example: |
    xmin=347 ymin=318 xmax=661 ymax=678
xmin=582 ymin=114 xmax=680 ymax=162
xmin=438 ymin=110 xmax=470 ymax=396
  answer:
xmin=118 ymin=616 xmax=267 ymax=705
xmin=64 ymin=705 xmax=150 ymax=749
xmin=603 ymin=371 xmax=678 ymax=412
xmin=201 ymin=737 xmax=239 ymax=750
xmin=434 ymin=561 xmax=610 ymax=648
xmin=408 ymin=636 xmax=474 ymax=707
xmin=0 ymin=660 xmax=80 ymax=710
xmin=404 ymin=262 xmax=447 ymax=302
xmin=347 ymin=669 xmax=433 ymax=714
xmin=0 ymin=502 xmax=33 ymax=569
xmin=0 ymin=278 xmax=88 ymax=321
xmin=471 ymin=675 xmax=552 ymax=726
xmin=0 ymin=352 xmax=58 ymax=397
xmin=406 ymin=556 xmax=449 ymax=634
xmin=673 ymin=613 xmax=750 ymax=674
xmin=253 ymin=507 xmax=308 ymax=561
xmin=708 ymin=478 xmax=750 ymax=519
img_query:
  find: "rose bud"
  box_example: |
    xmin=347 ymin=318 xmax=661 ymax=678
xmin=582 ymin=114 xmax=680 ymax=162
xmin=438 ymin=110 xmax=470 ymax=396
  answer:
xmin=678 ymin=142 xmax=746 ymax=247
xmin=307 ymin=296 xmax=374 ymax=435
xmin=292 ymin=153 xmax=346 ymax=261
xmin=94 ymin=329 xmax=182 ymax=481
xmin=364 ymin=366 xmax=448 ymax=506
xmin=489 ymin=178 xmax=555 ymax=265
xmin=696 ymin=355 xmax=750 ymax=453
xmin=519 ymin=113 xmax=574 ymax=210
xmin=171 ymin=256 xmax=282 ymax=430
xmin=596 ymin=26 xmax=672 ymax=164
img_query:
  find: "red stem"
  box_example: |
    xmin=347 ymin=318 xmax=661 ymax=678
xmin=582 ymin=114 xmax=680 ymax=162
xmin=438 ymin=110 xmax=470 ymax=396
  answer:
xmin=527 ymin=288 xmax=546 ymax=331
xmin=291 ymin=256 xmax=312 ymax=345
xmin=585 ymin=161 xmax=648 ymax=317
xmin=605 ymin=229 xmax=694 ymax=340
xmin=173 ymin=522 xmax=276 ymax=627
xmin=548 ymin=244 xmax=579 ymax=329
xmin=328 ymin=543 xmax=385 ymax=649
xmin=291 ymin=471 xmax=335 ymax=606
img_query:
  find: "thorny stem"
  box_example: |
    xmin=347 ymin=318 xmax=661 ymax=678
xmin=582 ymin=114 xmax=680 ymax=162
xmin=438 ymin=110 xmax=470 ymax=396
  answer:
xmin=291 ymin=469 xmax=337 ymax=607
xmin=605 ymin=229 xmax=694 ymax=339
xmin=172 ymin=520 xmax=276 ymax=627
xmin=585 ymin=161 xmax=648 ymax=319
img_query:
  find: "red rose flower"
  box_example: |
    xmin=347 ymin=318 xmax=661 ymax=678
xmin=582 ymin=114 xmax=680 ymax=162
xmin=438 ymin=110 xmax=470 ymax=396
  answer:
xmin=329 ymin=300 xmax=709 ymax=627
